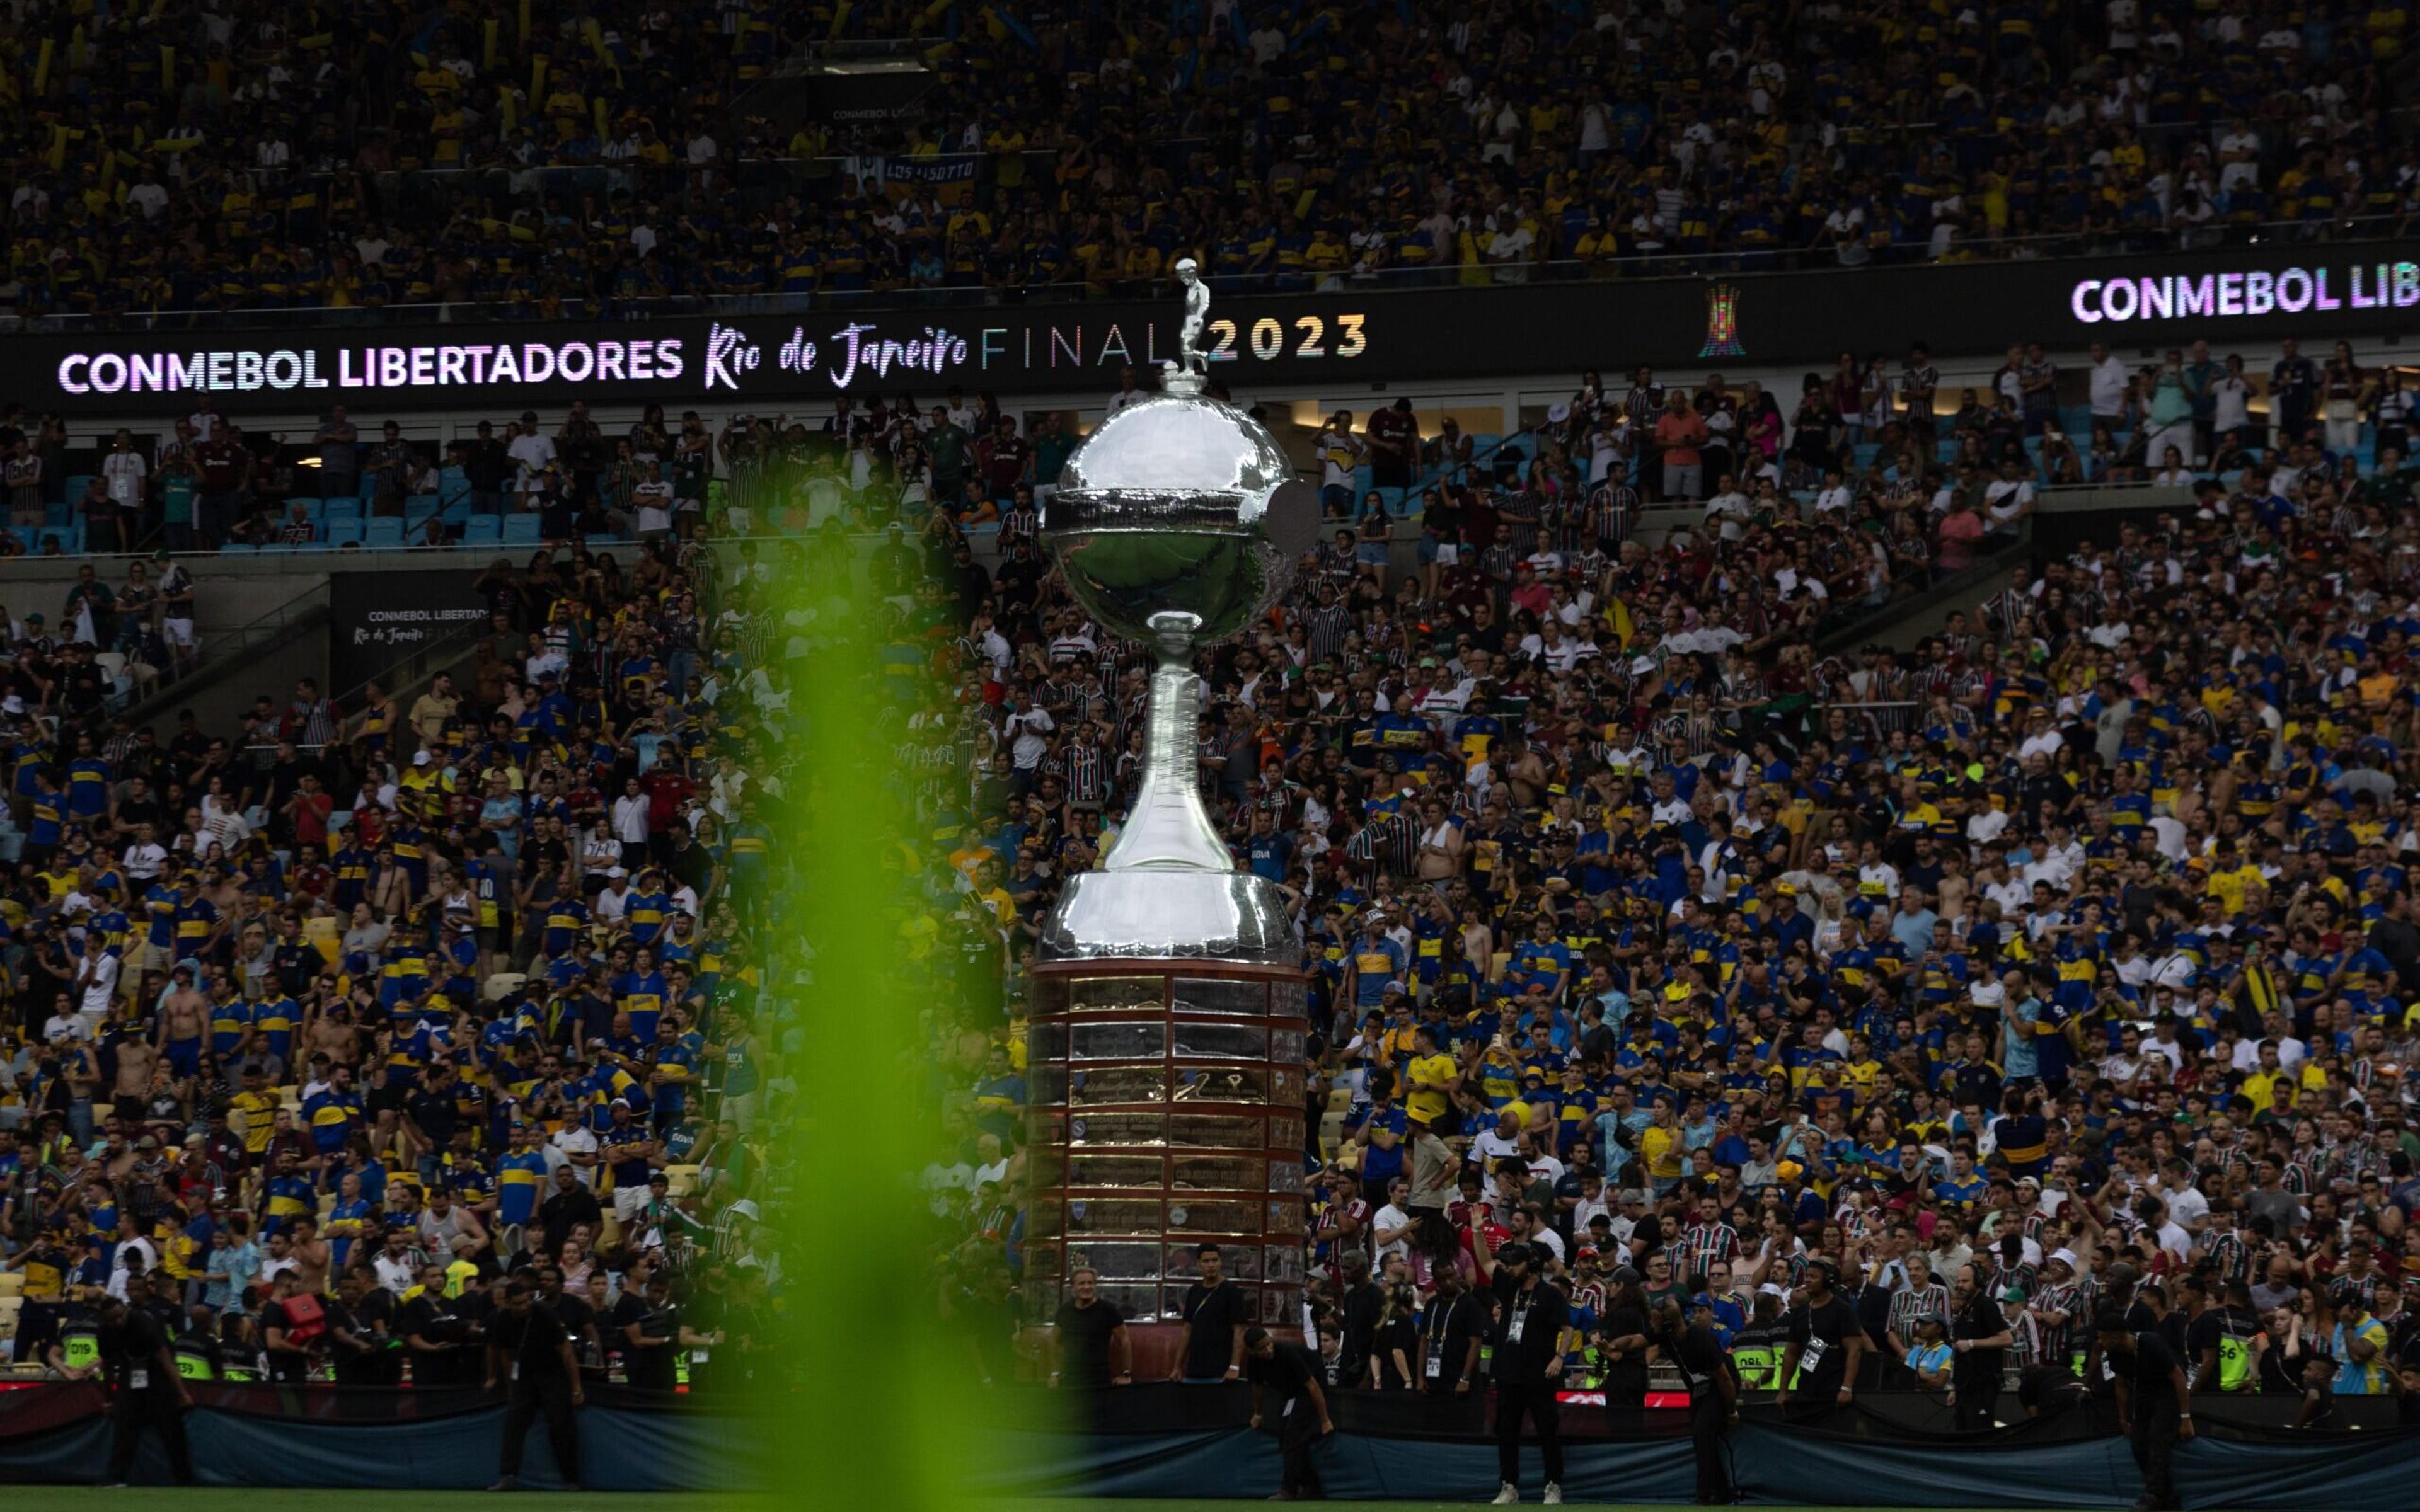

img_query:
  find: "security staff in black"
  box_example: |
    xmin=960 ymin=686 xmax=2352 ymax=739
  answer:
xmin=1776 ymin=1257 xmax=1864 ymax=1416
xmin=1475 ymin=1228 xmax=1567 ymax=1504
xmin=485 ymin=1276 xmax=585 ymax=1493
xmin=1657 ymin=1301 xmax=1738 ymax=1505
xmin=1419 ymin=1266 xmax=1486 ymax=1398
xmin=2097 ymin=1309 xmax=2193 ymax=1511
xmin=94 ymin=1293 xmax=195 ymax=1486
xmin=1244 ymin=1326 xmax=1334 ymax=1500
xmin=1949 ymin=1265 xmax=2014 ymax=1430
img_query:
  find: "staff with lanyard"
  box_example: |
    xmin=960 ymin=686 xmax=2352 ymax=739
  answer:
xmin=1473 ymin=1221 xmax=1568 ymax=1506
xmin=2098 ymin=1308 xmax=2193 ymax=1511
xmin=1657 ymin=1299 xmax=1739 ymax=1506
xmin=1420 ymin=1263 xmax=1486 ymax=1398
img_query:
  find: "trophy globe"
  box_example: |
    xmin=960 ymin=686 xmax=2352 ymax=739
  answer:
xmin=1034 ymin=275 xmax=1316 ymax=963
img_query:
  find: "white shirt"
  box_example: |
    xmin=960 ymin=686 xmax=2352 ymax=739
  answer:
xmin=74 ymin=951 xmax=119 ymax=1021
xmin=611 ymin=793 xmax=652 ymax=842
xmin=120 ymin=840 xmax=168 ymax=881
xmin=102 ymin=451 xmax=147 ymax=505
xmin=507 ymin=432 xmax=557 ymax=486
xmin=551 ymin=1125 xmax=601 ymax=1187
xmin=2090 ymin=355 xmax=2132 ymax=416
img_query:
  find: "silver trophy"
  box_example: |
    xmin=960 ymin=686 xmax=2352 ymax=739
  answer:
xmin=1035 ymin=273 xmax=1316 ymax=963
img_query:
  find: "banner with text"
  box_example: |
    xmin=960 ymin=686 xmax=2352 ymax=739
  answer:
xmin=328 ymin=570 xmax=492 ymax=697
xmin=17 ymin=243 xmax=2419 ymax=418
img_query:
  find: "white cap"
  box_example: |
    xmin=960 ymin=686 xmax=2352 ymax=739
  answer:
xmin=412 ymin=751 xmax=433 ymax=767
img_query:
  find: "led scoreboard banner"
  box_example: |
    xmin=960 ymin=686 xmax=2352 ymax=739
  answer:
xmin=35 ymin=299 xmax=1384 ymax=414
xmin=21 ymin=242 xmax=2420 ymax=416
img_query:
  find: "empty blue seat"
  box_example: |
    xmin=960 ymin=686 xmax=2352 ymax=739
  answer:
xmin=323 ymin=496 xmax=362 ymax=522
xmin=363 ymin=518 xmax=405 ymax=548
xmin=501 ymin=514 xmax=541 ymax=545
xmin=321 ymin=520 xmax=364 ymax=546
xmin=257 ymin=542 xmax=296 ymax=555
xmin=219 ymin=543 xmax=258 ymax=555
xmin=461 ymin=516 xmax=503 ymax=546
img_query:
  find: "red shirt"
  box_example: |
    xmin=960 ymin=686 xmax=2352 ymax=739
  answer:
xmin=641 ymin=769 xmax=694 ymax=828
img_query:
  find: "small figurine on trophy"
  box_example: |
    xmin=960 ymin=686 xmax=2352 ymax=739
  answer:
xmin=1167 ymin=256 xmax=1211 ymax=394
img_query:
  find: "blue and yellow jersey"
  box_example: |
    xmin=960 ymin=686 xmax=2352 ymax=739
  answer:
xmin=208 ymin=999 xmax=252 ymax=1057
xmin=253 ymin=997 xmax=297 ymax=1062
xmin=379 ymin=943 xmax=431 ymax=1005
xmin=64 ymin=756 xmax=110 ymax=817
xmin=611 ymin=969 xmax=667 ymax=1039
xmin=28 ymin=791 xmax=62 ymax=845
xmin=301 ymin=1088 xmax=362 ymax=1153
xmin=263 ymin=1172 xmax=314 ymax=1230
xmin=543 ymin=899 xmax=589 ymax=957
xmin=496 ymin=1150 xmax=550 ymax=1225
xmin=624 ymin=888 xmax=669 ymax=948
xmin=171 ymin=898 xmax=217 ymax=951
xmin=143 ymin=883 xmax=178 ymax=946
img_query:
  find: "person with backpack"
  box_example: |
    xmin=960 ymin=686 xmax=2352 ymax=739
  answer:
xmin=259 ymin=1271 xmax=327 ymax=1383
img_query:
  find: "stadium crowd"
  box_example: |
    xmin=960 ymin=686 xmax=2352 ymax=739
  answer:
xmin=890 ymin=330 xmax=2420 ymax=1426
xmin=0 ymin=500 xmax=787 ymax=1412
xmin=8 ymin=0 xmax=2420 ymax=323
xmin=7 ymin=309 xmax=2420 ymax=1450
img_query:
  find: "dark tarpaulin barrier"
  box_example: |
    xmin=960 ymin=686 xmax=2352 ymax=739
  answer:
xmin=971 ymin=1419 xmax=2420 ymax=1509
xmin=0 ymin=1383 xmax=755 ymax=1489
xmin=5 ymin=1381 xmax=2419 ymax=1502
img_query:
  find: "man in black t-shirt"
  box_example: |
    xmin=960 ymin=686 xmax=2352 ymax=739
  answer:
xmin=1476 ymin=1226 xmax=1568 ymax=1504
xmin=1658 ymin=1300 xmax=1738 ymax=1505
xmin=2098 ymin=1309 xmax=2194 ymax=1511
xmin=1245 ymin=1326 xmax=1334 ymax=1500
xmin=402 ymin=1263 xmax=485 ymax=1388
xmin=1949 ymin=1266 xmax=2015 ymax=1429
xmin=1778 ymin=1257 xmax=1865 ymax=1415
xmin=1172 ymin=1242 xmax=1249 ymax=1384
xmin=1595 ymin=1268 xmax=1652 ymax=1409
xmin=536 ymin=1265 xmax=602 ymax=1369
xmin=1050 ymin=1266 xmax=1131 ymax=1389
xmin=485 ymin=1276 xmax=584 ymax=1492
xmin=1419 ymin=1266 xmax=1486 ymax=1397
xmin=324 ymin=1271 xmax=397 ymax=1387
xmin=95 ymin=1294 xmax=194 ymax=1486
xmin=613 ymin=1271 xmax=684 ymax=1392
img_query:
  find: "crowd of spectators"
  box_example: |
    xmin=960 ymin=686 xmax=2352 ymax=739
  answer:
xmin=8 ymin=305 xmax=2420 ymax=1431
xmin=8 ymin=0 xmax=2420 ymax=324
xmin=862 ymin=325 xmax=2420 ymax=1423
xmin=0 ymin=506 xmax=786 ymax=1398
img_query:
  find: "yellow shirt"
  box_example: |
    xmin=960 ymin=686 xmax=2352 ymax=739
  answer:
xmin=231 ymin=1088 xmax=279 ymax=1153
xmin=1405 ymin=1052 xmax=1458 ymax=1123
xmin=1639 ymin=1123 xmax=1683 ymax=1179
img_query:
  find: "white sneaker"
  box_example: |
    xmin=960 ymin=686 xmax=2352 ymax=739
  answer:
xmin=1492 ymin=1485 xmax=1520 ymax=1506
xmin=1543 ymin=1485 xmax=1564 ymax=1506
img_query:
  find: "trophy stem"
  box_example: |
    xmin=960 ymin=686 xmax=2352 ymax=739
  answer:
xmin=1101 ymin=610 xmax=1235 ymax=874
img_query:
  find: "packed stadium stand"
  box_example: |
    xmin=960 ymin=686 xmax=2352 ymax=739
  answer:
xmin=3 ymin=0 xmax=2420 ymax=1497
xmin=6 ymin=0 xmax=2420 ymax=326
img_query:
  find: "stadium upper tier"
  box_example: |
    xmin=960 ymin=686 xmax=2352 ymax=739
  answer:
xmin=5 ymin=0 xmax=2417 ymax=328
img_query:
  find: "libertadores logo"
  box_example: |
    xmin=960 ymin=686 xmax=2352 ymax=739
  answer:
xmin=1698 ymin=281 xmax=1746 ymax=358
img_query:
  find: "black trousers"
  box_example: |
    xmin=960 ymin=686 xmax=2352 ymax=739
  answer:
xmin=2129 ymin=1411 xmax=2179 ymax=1509
xmin=1274 ymin=1402 xmax=1325 ymax=1497
xmin=1494 ymin=1382 xmax=1563 ymax=1488
xmin=106 ymin=1386 xmax=193 ymax=1484
xmin=1954 ymin=1362 xmax=2002 ymax=1431
xmin=1688 ymin=1392 xmax=1732 ymax=1503
xmin=499 ymin=1376 xmax=580 ymax=1482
